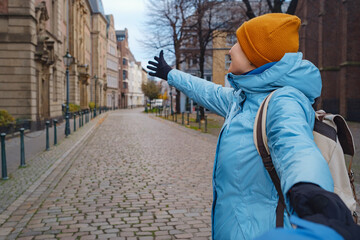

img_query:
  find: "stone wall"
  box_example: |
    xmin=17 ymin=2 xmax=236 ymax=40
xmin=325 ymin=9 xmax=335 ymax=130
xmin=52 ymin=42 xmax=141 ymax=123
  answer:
xmin=297 ymin=0 xmax=360 ymax=121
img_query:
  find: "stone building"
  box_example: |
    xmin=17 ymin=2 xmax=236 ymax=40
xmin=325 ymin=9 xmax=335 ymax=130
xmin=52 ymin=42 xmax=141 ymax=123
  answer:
xmin=69 ymin=0 xmax=92 ymax=109
xmin=0 ymin=0 xmax=67 ymax=128
xmin=89 ymin=0 xmax=107 ymax=109
xmin=127 ymin=52 xmax=145 ymax=108
xmin=296 ymin=0 xmax=360 ymax=121
xmin=212 ymin=30 xmax=237 ymax=88
xmin=116 ymin=29 xmax=129 ymax=109
xmin=105 ymin=14 xmax=118 ymax=110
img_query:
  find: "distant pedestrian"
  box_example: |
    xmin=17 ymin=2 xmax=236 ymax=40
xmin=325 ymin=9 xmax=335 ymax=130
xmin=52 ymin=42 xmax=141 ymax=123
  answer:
xmin=147 ymin=13 xmax=360 ymax=240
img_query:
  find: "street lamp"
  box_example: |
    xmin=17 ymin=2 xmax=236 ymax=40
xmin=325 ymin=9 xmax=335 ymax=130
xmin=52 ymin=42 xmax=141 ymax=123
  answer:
xmin=63 ymin=50 xmax=73 ymax=137
xmin=93 ymin=75 xmax=98 ymax=117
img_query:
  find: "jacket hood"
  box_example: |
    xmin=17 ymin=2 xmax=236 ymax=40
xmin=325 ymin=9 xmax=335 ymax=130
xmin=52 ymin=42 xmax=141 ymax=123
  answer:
xmin=227 ymin=52 xmax=321 ymax=103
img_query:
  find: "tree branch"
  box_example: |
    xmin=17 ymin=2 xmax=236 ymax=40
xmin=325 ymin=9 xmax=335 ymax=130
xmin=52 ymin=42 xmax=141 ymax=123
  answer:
xmin=242 ymin=0 xmax=256 ymax=19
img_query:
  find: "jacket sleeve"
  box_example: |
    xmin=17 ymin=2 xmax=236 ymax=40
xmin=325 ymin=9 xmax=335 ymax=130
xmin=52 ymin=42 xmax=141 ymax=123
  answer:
xmin=266 ymin=86 xmax=334 ymax=196
xmin=167 ymin=69 xmax=233 ymax=117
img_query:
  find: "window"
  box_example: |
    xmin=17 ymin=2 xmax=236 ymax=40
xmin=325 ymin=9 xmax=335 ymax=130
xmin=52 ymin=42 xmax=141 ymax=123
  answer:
xmin=117 ymin=35 xmax=125 ymax=41
xmin=123 ymin=70 xmax=127 ymax=80
xmin=107 ymin=75 xmax=118 ymax=88
xmin=53 ymin=68 xmax=57 ymax=101
xmin=123 ymin=82 xmax=127 ymax=89
xmin=122 ymin=58 xmax=127 ymax=65
xmin=109 ymin=45 xmax=116 ymax=55
xmin=225 ymin=54 xmax=231 ymax=70
xmin=226 ymin=34 xmax=237 ymax=46
xmin=193 ymin=56 xmax=197 ymax=65
xmin=107 ymin=59 xmax=117 ymax=71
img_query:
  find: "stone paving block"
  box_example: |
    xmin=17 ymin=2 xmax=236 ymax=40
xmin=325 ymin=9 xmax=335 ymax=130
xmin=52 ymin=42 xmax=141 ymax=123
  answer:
xmin=119 ymin=231 xmax=135 ymax=237
xmin=174 ymin=233 xmax=193 ymax=239
xmin=138 ymin=237 xmax=154 ymax=240
xmin=0 ymin=111 xmax=214 ymax=239
xmin=0 ymin=227 xmax=13 ymax=236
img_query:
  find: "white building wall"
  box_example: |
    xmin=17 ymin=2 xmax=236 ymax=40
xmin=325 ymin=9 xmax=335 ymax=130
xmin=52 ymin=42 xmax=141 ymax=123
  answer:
xmin=127 ymin=60 xmax=145 ymax=108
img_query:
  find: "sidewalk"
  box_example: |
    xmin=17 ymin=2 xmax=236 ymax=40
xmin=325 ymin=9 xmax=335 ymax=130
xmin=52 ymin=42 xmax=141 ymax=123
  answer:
xmin=1 ymin=116 xmax=81 ymax=177
xmin=0 ymin=113 xmax=106 ymax=215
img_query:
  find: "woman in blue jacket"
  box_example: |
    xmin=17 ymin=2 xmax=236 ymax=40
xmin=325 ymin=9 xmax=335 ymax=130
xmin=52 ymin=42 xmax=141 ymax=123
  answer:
xmin=147 ymin=13 xmax=359 ymax=240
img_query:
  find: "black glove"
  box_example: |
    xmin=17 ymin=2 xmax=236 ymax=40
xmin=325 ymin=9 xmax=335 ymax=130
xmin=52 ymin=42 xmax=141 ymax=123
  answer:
xmin=289 ymin=183 xmax=360 ymax=240
xmin=147 ymin=50 xmax=172 ymax=80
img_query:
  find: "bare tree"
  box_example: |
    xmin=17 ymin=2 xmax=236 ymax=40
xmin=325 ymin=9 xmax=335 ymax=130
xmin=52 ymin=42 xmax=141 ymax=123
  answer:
xmin=143 ymin=0 xmax=193 ymax=69
xmin=186 ymin=0 xmax=243 ymax=119
xmin=143 ymin=0 xmax=194 ymax=113
xmin=242 ymin=0 xmax=298 ymax=19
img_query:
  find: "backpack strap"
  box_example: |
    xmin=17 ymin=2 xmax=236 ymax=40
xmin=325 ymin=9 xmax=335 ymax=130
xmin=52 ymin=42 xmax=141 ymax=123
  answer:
xmin=254 ymin=91 xmax=289 ymax=227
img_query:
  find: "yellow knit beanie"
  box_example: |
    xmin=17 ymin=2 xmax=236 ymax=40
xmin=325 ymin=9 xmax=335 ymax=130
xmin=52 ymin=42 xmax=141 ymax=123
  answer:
xmin=236 ymin=13 xmax=301 ymax=68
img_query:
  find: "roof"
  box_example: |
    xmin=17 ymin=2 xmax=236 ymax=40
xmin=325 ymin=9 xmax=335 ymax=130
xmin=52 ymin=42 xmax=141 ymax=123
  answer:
xmin=88 ymin=0 xmax=106 ymax=16
xmin=115 ymin=30 xmax=126 ymax=36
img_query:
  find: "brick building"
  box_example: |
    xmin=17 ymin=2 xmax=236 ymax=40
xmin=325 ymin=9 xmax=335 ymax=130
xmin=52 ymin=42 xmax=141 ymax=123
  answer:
xmin=116 ymin=29 xmax=129 ymax=109
xmin=296 ymin=0 xmax=360 ymax=121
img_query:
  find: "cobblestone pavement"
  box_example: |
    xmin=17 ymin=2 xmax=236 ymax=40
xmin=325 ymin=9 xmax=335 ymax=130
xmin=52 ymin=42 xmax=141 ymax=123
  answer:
xmin=0 ymin=109 xmax=215 ymax=239
xmin=1 ymin=108 xmax=359 ymax=240
xmin=0 ymin=113 xmax=104 ymax=215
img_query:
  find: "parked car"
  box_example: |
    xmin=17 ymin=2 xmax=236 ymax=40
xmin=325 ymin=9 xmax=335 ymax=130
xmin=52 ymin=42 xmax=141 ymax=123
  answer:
xmin=151 ymin=99 xmax=163 ymax=108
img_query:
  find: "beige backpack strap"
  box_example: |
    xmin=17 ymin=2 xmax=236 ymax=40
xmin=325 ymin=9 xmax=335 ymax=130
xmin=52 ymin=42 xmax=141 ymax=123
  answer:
xmin=253 ymin=90 xmax=288 ymax=227
xmin=254 ymin=91 xmax=276 ymax=155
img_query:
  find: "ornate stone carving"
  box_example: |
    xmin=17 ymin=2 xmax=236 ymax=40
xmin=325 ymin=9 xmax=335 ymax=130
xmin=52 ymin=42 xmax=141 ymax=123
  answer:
xmin=78 ymin=64 xmax=90 ymax=85
xmin=35 ymin=1 xmax=55 ymax=66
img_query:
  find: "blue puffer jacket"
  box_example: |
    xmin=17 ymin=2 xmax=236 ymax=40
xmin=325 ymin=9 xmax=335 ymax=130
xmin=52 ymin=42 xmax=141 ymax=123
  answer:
xmin=167 ymin=52 xmax=334 ymax=240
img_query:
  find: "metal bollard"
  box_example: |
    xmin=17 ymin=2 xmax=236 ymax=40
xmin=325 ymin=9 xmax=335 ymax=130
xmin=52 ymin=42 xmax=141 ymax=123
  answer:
xmin=187 ymin=112 xmax=190 ymax=125
xmin=79 ymin=112 xmax=81 ymax=128
xmin=65 ymin=115 xmax=70 ymax=136
xmin=205 ymin=116 xmax=208 ymax=133
xmin=1 ymin=133 xmax=8 ymax=180
xmin=198 ymin=117 xmax=201 ymax=130
xmin=73 ymin=113 xmax=76 ymax=132
xmin=53 ymin=119 xmax=58 ymax=145
xmin=45 ymin=121 xmax=50 ymax=151
xmin=20 ymin=128 xmax=25 ymax=167
xmin=182 ymin=112 xmax=184 ymax=125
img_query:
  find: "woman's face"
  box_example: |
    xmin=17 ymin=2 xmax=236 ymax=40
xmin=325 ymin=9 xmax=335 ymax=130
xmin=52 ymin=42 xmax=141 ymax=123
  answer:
xmin=228 ymin=43 xmax=255 ymax=75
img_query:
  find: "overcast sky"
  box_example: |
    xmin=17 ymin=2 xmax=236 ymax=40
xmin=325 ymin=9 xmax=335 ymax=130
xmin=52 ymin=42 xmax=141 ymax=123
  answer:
xmin=102 ymin=0 xmax=151 ymax=68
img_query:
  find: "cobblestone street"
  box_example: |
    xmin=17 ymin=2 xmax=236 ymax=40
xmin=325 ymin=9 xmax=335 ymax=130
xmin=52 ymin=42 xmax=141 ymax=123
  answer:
xmin=0 ymin=109 xmax=215 ymax=240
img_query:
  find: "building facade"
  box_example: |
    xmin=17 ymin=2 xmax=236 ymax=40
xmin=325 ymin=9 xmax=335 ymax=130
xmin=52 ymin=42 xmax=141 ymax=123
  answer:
xmin=127 ymin=53 xmax=145 ymax=108
xmin=0 ymin=0 xmax=148 ymax=129
xmin=105 ymin=14 xmax=119 ymax=110
xmin=0 ymin=0 xmax=67 ymax=128
xmin=69 ymin=0 xmax=92 ymax=109
xmin=116 ymin=29 xmax=129 ymax=108
xmin=296 ymin=0 xmax=360 ymax=121
xmin=212 ymin=30 xmax=237 ymax=88
xmin=89 ymin=0 xmax=107 ymax=109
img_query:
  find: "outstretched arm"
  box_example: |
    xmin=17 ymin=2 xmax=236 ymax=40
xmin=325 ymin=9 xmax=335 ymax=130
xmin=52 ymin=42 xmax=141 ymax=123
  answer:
xmin=147 ymin=51 xmax=233 ymax=117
